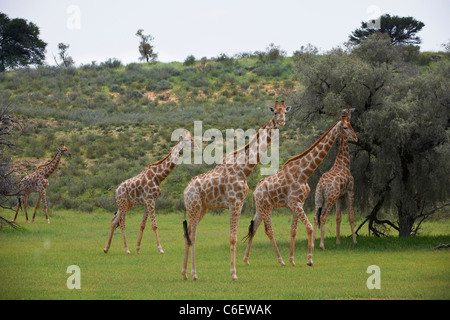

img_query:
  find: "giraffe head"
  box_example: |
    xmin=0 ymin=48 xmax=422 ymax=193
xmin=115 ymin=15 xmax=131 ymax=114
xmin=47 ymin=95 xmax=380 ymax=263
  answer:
xmin=177 ymin=130 xmax=198 ymax=154
xmin=269 ymin=101 xmax=291 ymax=127
xmin=339 ymin=106 xmax=358 ymax=142
xmin=59 ymin=144 xmax=72 ymax=158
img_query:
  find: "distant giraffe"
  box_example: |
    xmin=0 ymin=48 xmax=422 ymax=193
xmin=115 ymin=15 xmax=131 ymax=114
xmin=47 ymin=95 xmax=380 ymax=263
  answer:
xmin=103 ymin=130 xmax=196 ymax=255
xmin=243 ymin=109 xmax=357 ymax=267
xmin=313 ymin=106 xmax=357 ymax=250
xmin=12 ymin=144 xmax=72 ymax=224
xmin=182 ymin=101 xmax=291 ymax=281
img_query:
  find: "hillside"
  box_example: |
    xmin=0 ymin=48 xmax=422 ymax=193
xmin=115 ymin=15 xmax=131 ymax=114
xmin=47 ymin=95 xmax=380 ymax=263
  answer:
xmin=0 ymin=50 xmax=447 ymax=218
xmin=0 ymin=54 xmax=310 ymax=215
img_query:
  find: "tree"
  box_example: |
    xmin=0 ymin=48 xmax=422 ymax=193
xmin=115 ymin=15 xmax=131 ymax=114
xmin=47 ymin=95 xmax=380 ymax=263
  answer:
xmin=0 ymin=104 xmax=23 ymax=228
xmin=349 ymin=14 xmax=425 ymax=46
xmin=293 ymin=34 xmax=450 ymax=237
xmin=136 ymin=29 xmax=157 ymax=63
xmin=54 ymin=43 xmax=74 ymax=67
xmin=0 ymin=12 xmax=47 ymax=71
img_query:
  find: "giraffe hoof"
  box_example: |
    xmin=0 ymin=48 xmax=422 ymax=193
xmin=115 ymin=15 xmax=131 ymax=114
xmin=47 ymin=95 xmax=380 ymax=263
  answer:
xmin=289 ymin=258 xmax=296 ymax=266
xmin=231 ymin=275 xmax=238 ymax=281
xmin=126 ymin=250 xmax=131 ymax=255
xmin=192 ymin=274 xmax=198 ymax=281
xmin=243 ymin=258 xmax=250 ymax=266
xmin=103 ymin=248 xmax=108 ymax=253
xmin=46 ymin=220 xmax=50 ymax=224
xmin=307 ymin=262 xmax=314 ymax=267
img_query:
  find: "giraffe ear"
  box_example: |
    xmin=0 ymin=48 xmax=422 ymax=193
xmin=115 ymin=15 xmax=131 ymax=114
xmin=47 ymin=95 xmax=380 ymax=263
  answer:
xmin=269 ymin=107 xmax=274 ymax=113
xmin=285 ymin=105 xmax=292 ymax=113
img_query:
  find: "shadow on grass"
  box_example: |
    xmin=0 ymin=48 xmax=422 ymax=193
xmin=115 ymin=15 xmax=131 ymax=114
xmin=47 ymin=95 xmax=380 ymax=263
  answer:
xmin=243 ymin=234 xmax=450 ymax=253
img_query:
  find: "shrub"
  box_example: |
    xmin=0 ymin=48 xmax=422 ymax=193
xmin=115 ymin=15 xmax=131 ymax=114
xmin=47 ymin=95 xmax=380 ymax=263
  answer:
xmin=184 ymin=55 xmax=196 ymax=66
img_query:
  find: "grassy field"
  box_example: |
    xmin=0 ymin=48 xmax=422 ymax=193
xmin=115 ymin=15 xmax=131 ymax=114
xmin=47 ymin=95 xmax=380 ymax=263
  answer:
xmin=0 ymin=209 xmax=449 ymax=300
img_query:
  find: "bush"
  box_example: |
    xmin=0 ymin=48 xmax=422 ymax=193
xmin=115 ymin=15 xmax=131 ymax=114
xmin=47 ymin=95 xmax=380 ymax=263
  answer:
xmin=184 ymin=55 xmax=196 ymax=66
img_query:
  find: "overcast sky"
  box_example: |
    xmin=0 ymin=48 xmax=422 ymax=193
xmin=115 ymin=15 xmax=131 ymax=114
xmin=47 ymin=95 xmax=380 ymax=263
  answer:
xmin=2 ymin=0 xmax=449 ymax=66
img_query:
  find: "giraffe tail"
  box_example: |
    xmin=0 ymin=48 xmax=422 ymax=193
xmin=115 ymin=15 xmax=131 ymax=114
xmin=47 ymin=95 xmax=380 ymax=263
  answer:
xmin=183 ymin=219 xmax=191 ymax=246
xmin=17 ymin=197 xmax=22 ymax=211
xmin=316 ymin=207 xmax=323 ymax=229
xmin=242 ymin=194 xmax=256 ymax=242
xmin=112 ymin=210 xmax=120 ymax=229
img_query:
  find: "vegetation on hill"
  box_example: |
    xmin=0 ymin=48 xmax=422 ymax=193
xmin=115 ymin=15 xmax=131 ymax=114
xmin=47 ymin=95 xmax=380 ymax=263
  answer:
xmin=0 ymin=38 xmax=448 ymax=236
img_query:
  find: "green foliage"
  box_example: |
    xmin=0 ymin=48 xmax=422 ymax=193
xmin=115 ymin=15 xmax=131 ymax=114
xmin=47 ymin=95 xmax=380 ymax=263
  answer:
xmin=0 ymin=13 xmax=47 ymax=71
xmin=0 ymin=44 xmax=447 ymax=236
xmin=293 ymin=33 xmax=450 ymax=236
xmin=349 ymin=14 xmax=425 ymax=46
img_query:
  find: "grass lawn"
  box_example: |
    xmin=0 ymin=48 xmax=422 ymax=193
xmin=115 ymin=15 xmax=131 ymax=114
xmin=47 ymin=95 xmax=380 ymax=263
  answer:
xmin=0 ymin=209 xmax=449 ymax=300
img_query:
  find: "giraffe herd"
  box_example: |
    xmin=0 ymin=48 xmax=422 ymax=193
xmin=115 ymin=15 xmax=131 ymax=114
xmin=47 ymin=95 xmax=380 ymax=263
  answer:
xmin=11 ymin=101 xmax=359 ymax=281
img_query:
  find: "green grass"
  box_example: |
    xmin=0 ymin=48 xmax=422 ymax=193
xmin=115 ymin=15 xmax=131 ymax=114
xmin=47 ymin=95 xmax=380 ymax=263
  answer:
xmin=0 ymin=209 xmax=449 ymax=300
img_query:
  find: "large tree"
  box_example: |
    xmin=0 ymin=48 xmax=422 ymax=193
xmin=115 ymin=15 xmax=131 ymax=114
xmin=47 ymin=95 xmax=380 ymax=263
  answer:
xmin=0 ymin=12 xmax=47 ymax=71
xmin=350 ymin=14 xmax=425 ymax=46
xmin=293 ymin=34 xmax=450 ymax=237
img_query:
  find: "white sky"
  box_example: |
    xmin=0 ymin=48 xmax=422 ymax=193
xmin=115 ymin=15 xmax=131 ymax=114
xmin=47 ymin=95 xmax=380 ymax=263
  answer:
xmin=2 ymin=0 xmax=449 ymax=66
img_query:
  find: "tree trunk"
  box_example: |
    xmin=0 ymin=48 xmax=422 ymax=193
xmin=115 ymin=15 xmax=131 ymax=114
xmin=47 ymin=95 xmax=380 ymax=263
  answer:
xmin=398 ymin=213 xmax=412 ymax=237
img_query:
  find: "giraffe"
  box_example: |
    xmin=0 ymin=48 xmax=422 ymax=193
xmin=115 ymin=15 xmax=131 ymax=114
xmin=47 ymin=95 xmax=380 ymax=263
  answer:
xmin=243 ymin=108 xmax=357 ymax=267
xmin=12 ymin=144 xmax=72 ymax=224
xmin=182 ymin=101 xmax=291 ymax=281
xmin=103 ymin=130 xmax=196 ymax=255
xmin=313 ymin=106 xmax=357 ymax=250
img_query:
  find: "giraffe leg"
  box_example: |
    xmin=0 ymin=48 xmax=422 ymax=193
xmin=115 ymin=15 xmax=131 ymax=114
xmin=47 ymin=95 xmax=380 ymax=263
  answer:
xmin=182 ymin=203 xmax=204 ymax=281
xmin=347 ymin=192 xmax=357 ymax=244
xmin=291 ymin=203 xmax=314 ymax=267
xmin=312 ymin=206 xmax=320 ymax=250
xmin=119 ymin=213 xmax=130 ymax=254
xmin=319 ymin=203 xmax=334 ymax=251
xmin=22 ymin=195 xmax=29 ymax=223
xmin=189 ymin=220 xmax=199 ymax=280
xmin=335 ymin=198 xmax=342 ymax=245
xmin=149 ymin=202 xmax=164 ymax=254
xmin=243 ymin=211 xmax=263 ymax=266
xmin=182 ymin=222 xmax=190 ymax=280
xmin=136 ymin=207 xmax=149 ymax=254
xmin=288 ymin=210 xmax=299 ymax=266
xmin=104 ymin=211 xmax=121 ymax=253
xmin=31 ymin=194 xmax=41 ymax=223
xmin=229 ymin=201 xmax=244 ymax=281
xmin=263 ymin=215 xmax=285 ymax=266
xmin=11 ymin=197 xmax=23 ymax=223
xmin=39 ymin=190 xmax=49 ymax=224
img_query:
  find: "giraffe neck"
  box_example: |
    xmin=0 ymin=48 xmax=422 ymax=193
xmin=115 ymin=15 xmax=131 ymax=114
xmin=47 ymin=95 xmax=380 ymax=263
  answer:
xmin=38 ymin=150 xmax=63 ymax=178
xmin=223 ymin=118 xmax=277 ymax=178
xmin=334 ymin=135 xmax=350 ymax=171
xmin=147 ymin=141 xmax=183 ymax=185
xmin=283 ymin=121 xmax=341 ymax=180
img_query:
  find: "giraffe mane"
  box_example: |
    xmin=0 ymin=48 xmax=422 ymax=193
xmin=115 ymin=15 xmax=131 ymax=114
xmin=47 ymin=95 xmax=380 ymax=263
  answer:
xmin=37 ymin=149 xmax=60 ymax=169
xmin=282 ymin=121 xmax=339 ymax=168
xmin=225 ymin=120 xmax=271 ymax=159
xmin=146 ymin=139 xmax=181 ymax=168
